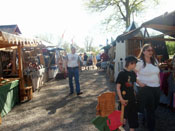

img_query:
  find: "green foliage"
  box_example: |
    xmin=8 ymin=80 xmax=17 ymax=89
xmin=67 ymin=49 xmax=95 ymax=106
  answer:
xmin=84 ymin=0 xmax=160 ymax=30
xmin=166 ymin=41 xmax=175 ymax=55
xmin=91 ymin=47 xmax=101 ymax=55
xmin=84 ymin=36 xmax=93 ymax=52
xmin=61 ymin=41 xmax=71 ymax=53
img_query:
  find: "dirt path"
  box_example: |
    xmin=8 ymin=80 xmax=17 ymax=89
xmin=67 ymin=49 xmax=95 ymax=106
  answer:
xmin=0 ymin=70 xmax=115 ymax=131
xmin=1 ymin=69 xmax=175 ymax=131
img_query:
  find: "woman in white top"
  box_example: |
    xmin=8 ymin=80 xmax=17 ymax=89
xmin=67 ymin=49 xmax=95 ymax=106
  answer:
xmin=135 ymin=43 xmax=160 ymax=131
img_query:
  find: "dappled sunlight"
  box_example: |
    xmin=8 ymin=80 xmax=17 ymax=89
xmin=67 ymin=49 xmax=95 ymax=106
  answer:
xmin=0 ymin=69 xmax=114 ymax=131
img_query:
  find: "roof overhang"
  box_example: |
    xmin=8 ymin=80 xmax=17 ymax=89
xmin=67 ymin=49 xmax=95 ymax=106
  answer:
xmin=116 ymin=27 xmax=142 ymax=42
xmin=142 ymin=10 xmax=175 ymax=37
xmin=0 ymin=31 xmax=42 ymax=48
xmin=116 ymin=10 xmax=175 ymax=42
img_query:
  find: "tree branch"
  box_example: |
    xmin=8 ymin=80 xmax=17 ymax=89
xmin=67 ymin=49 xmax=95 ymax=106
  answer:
xmin=130 ymin=0 xmax=139 ymax=7
xmin=120 ymin=0 xmax=126 ymax=5
xmin=130 ymin=0 xmax=145 ymax=12
xmin=117 ymin=2 xmax=126 ymax=21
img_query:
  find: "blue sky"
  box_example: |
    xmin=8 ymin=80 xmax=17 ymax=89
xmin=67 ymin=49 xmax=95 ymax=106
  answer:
xmin=0 ymin=0 xmax=174 ymax=48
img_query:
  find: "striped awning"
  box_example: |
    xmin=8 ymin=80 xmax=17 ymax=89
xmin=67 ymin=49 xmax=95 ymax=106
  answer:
xmin=0 ymin=31 xmax=42 ymax=47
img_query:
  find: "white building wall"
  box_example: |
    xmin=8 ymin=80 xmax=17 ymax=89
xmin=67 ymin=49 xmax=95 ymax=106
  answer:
xmin=114 ymin=41 xmax=127 ymax=81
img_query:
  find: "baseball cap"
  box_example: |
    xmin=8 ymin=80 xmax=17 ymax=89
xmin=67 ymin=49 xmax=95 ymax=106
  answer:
xmin=125 ymin=55 xmax=138 ymax=63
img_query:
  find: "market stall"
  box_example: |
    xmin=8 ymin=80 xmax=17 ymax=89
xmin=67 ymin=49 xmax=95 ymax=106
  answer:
xmin=115 ymin=10 xmax=175 ymax=109
xmin=42 ymin=47 xmax=64 ymax=80
xmin=0 ymin=30 xmax=43 ymax=105
xmin=23 ymin=47 xmax=47 ymax=91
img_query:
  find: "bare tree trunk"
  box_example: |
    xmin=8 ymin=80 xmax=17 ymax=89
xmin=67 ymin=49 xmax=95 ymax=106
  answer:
xmin=125 ymin=0 xmax=130 ymax=28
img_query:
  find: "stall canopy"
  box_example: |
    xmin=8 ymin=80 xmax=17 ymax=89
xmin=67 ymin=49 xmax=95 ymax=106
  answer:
xmin=142 ymin=10 xmax=175 ymax=38
xmin=0 ymin=31 xmax=42 ymax=48
xmin=116 ymin=10 xmax=175 ymax=42
xmin=46 ymin=47 xmax=64 ymax=51
xmin=101 ymin=45 xmax=111 ymax=50
xmin=124 ymin=21 xmax=139 ymax=33
xmin=116 ymin=21 xmax=142 ymax=42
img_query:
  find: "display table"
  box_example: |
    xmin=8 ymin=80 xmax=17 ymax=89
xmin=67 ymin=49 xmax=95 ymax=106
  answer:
xmin=0 ymin=78 xmax=19 ymax=117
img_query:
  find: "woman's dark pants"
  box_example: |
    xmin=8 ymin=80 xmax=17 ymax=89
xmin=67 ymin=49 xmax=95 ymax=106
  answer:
xmin=137 ymin=86 xmax=160 ymax=131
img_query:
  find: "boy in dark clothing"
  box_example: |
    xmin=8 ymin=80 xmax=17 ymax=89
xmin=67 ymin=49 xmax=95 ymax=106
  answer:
xmin=116 ymin=56 xmax=139 ymax=131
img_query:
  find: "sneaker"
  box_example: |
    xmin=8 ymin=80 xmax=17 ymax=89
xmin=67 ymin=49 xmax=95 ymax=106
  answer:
xmin=77 ymin=92 xmax=83 ymax=96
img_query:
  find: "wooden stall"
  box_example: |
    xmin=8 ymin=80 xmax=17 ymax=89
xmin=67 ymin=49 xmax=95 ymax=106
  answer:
xmin=0 ymin=31 xmax=42 ymax=103
xmin=23 ymin=46 xmax=48 ymax=92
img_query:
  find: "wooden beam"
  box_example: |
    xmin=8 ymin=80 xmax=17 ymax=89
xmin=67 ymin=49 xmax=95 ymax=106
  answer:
xmin=0 ymin=52 xmax=2 ymax=77
xmin=144 ymin=24 xmax=175 ymax=31
xmin=163 ymin=31 xmax=175 ymax=36
xmin=17 ymin=45 xmax=25 ymax=101
xmin=144 ymin=28 xmax=147 ymax=37
xmin=39 ymin=49 xmax=45 ymax=66
xmin=0 ymin=41 xmax=17 ymax=47
xmin=145 ymin=28 xmax=150 ymax=37
xmin=0 ymin=31 xmax=5 ymax=41
xmin=12 ymin=50 xmax=16 ymax=74
xmin=130 ymin=37 xmax=175 ymax=41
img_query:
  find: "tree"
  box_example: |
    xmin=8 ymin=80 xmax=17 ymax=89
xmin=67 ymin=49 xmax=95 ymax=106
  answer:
xmin=84 ymin=36 xmax=94 ymax=52
xmin=85 ymin=0 xmax=159 ymax=30
xmin=166 ymin=41 xmax=175 ymax=55
xmin=78 ymin=48 xmax=86 ymax=53
xmin=60 ymin=41 xmax=71 ymax=53
xmin=35 ymin=33 xmax=64 ymax=47
xmin=35 ymin=33 xmax=55 ymax=44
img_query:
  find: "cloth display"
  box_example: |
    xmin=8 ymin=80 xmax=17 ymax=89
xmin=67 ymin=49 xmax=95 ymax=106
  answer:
xmin=168 ymin=73 xmax=175 ymax=107
xmin=30 ymin=68 xmax=47 ymax=91
xmin=48 ymin=66 xmax=59 ymax=79
xmin=0 ymin=79 xmax=19 ymax=117
xmin=107 ymin=110 xmax=122 ymax=131
xmin=91 ymin=116 xmax=110 ymax=131
xmin=160 ymin=72 xmax=171 ymax=96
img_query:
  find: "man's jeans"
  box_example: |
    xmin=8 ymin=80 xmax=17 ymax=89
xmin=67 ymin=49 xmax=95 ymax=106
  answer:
xmin=68 ymin=67 xmax=80 ymax=94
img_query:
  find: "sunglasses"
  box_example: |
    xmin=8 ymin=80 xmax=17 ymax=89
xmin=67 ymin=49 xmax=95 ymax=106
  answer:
xmin=145 ymin=49 xmax=153 ymax=52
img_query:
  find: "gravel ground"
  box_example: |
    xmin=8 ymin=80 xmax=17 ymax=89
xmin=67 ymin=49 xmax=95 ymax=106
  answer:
xmin=0 ymin=69 xmax=175 ymax=131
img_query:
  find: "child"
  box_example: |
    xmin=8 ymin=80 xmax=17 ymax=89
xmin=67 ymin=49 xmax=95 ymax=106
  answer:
xmin=116 ymin=55 xmax=138 ymax=131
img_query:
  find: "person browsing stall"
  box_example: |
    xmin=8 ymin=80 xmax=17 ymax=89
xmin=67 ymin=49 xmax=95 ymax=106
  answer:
xmin=116 ymin=56 xmax=139 ymax=131
xmin=83 ymin=53 xmax=88 ymax=70
xmin=65 ymin=46 xmax=83 ymax=96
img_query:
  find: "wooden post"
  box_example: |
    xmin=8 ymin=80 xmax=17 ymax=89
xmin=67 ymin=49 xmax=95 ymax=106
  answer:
xmin=17 ymin=45 xmax=25 ymax=101
xmin=12 ymin=49 xmax=16 ymax=74
xmin=0 ymin=113 xmax=1 ymax=124
xmin=39 ymin=49 xmax=45 ymax=66
xmin=0 ymin=52 xmax=2 ymax=77
xmin=120 ymin=91 xmax=128 ymax=124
